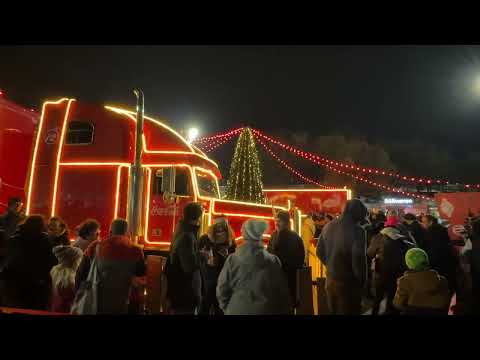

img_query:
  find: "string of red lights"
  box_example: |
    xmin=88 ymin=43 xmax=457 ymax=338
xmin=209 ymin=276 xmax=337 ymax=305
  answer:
xmin=198 ymin=130 xmax=241 ymax=153
xmin=194 ymin=127 xmax=244 ymax=145
xmin=254 ymin=136 xmax=332 ymax=189
xmin=251 ymin=128 xmax=479 ymax=189
xmin=252 ymin=131 xmax=429 ymax=199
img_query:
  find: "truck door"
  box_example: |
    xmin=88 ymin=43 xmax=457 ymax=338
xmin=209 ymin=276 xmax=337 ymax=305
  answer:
xmin=145 ymin=166 xmax=195 ymax=246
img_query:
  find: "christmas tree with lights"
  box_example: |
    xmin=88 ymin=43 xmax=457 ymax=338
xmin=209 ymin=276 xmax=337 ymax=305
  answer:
xmin=225 ymin=127 xmax=266 ymax=203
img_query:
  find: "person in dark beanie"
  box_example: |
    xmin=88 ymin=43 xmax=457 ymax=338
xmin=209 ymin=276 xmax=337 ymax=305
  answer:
xmin=166 ymin=202 xmax=204 ymax=314
xmin=420 ymin=215 xmax=457 ymax=294
xmin=316 ymin=199 xmax=368 ymax=315
xmin=267 ymin=210 xmax=305 ymax=312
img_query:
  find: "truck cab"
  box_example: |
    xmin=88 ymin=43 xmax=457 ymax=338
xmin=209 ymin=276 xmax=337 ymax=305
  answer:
xmin=25 ymin=98 xmax=285 ymax=251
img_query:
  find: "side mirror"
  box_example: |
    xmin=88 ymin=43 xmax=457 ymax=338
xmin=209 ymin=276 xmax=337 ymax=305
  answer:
xmin=161 ymin=166 xmax=176 ymax=195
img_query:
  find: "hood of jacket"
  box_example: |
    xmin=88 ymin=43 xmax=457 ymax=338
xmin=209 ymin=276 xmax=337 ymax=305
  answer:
xmin=342 ymin=199 xmax=368 ymax=223
xmin=234 ymin=241 xmax=271 ymax=268
xmin=380 ymin=226 xmax=405 ymax=240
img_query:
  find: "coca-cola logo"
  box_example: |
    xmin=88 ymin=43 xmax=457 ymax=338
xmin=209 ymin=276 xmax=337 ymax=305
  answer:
xmin=440 ymin=198 xmax=454 ymax=218
xmin=45 ymin=128 xmax=59 ymax=144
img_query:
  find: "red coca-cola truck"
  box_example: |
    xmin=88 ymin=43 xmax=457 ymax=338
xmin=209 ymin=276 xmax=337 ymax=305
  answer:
xmin=0 ymin=94 xmax=39 ymax=210
xmin=0 ymin=92 xmax=285 ymax=252
xmin=264 ymin=188 xmax=351 ymax=215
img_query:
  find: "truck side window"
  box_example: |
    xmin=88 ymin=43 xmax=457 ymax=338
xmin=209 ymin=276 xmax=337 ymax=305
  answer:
xmin=153 ymin=169 xmax=163 ymax=196
xmin=152 ymin=168 xmax=191 ymax=197
xmin=175 ymin=168 xmax=190 ymax=196
xmin=66 ymin=121 xmax=94 ymax=145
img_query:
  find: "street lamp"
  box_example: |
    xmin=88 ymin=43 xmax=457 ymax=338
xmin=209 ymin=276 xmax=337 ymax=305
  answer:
xmin=474 ymin=76 xmax=480 ymax=96
xmin=187 ymin=127 xmax=199 ymax=143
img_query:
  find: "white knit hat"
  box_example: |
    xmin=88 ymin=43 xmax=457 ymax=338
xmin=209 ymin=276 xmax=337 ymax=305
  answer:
xmin=241 ymin=219 xmax=268 ymax=242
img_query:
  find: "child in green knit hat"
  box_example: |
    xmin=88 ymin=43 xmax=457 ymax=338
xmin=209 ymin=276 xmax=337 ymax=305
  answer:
xmin=393 ymin=248 xmax=451 ymax=315
xmin=405 ymin=248 xmax=430 ymax=272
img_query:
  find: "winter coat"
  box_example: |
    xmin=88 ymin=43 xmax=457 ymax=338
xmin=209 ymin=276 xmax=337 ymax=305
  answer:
xmin=75 ymin=235 xmax=146 ymax=314
xmin=72 ymin=236 xmax=91 ymax=252
xmin=301 ymin=217 xmax=316 ymax=263
xmin=403 ymin=221 xmax=426 ymax=250
xmin=167 ymin=220 xmax=202 ymax=311
xmin=51 ymin=284 xmax=76 ymax=313
xmin=216 ymin=241 xmax=290 ymax=315
xmin=198 ymin=223 xmax=236 ymax=273
xmin=393 ymin=269 xmax=451 ymax=313
xmin=0 ymin=209 xmax=24 ymax=240
xmin=316 ymin=199 xmax=368 ymax=287
xmin=268 ymin=228 xmax=305 ymax=302
xmin=0 ymin=228 xmax=56 ymax=310
xmin=367 ymin=227 xmax=415 ymax=284
xmin=424 ymin=223 xmax=457 ymax=289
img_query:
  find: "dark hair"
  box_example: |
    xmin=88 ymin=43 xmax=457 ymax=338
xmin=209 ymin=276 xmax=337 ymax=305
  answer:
xmin=110 ymin=218 xmax=128 ymax=236
xmin=48 ymin=216 xmax=68 ymax=230
xmin=424 ymin=215 xmax=438 ymax=225
xmin=276 ymin=210 xmax=290 ymax=223
xmin=20 ymin=215 xmax=46 ymax=237
xmin=183 ymin=202 xmax=203 ymax=222
xmin=8 ymin=197 xmax=22 ymax=207
xmin=403 ymin=213 xmax=417 ymax=221
xmin=326 ymin=214 xmax=334 ymax=221
xmin=77 ymin=219 xmax=100 ymax=239
xmin=213 ymin=221 xmax=228 ymax=233
xmin=312 ymin=213 xmax=325 ymax=222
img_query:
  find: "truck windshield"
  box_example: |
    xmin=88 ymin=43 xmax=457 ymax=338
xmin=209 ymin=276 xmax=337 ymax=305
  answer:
xmin=196 ymin=171 xmax=219 ymax=198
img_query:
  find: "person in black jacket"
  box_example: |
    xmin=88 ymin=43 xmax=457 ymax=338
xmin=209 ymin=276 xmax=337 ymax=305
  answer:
xmin=0 ymin=215 xmax=56 ymax=310
xmin=47 ymin=217 xmax=70 ymax=248
xmin=167 ymin=202 xmax=204 ymax=315
xmin=316 ymin=199 xmax=368 ymax=315
xmin=0 ymin=197 xmax=25 ymax=243
xmin=267 ymin=210 xmax=305 ymax=312
xmin=403 ymin=213 xmax=426 ymax=250
xmin=421 ymin=215 xmax=457 ymax=294
xmin=198 ymin=217 xmax=236 ymax=315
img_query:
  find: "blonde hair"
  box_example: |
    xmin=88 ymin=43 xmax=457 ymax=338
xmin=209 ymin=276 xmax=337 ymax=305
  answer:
xmin=50 ymin=256 xmax=82 ymax=291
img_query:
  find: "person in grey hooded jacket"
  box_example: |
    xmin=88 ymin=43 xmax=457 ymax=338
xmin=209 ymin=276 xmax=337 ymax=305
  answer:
xmin=216 ymin=219 xmax=290 ymax=315
xmin=316 ymin=199 xmax=368 ymax=315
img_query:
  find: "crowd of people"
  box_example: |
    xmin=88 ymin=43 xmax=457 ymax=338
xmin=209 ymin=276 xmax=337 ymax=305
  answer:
xmin=0 ymin=195 xmax=479 ymax=316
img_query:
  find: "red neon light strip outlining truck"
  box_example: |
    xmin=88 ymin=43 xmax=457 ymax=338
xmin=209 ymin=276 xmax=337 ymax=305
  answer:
xmin=1 ymin=92 xmax=286 ymax=252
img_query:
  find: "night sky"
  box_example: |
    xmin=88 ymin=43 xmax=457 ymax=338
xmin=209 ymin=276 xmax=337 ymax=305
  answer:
xmin=1 ymin=45 xmax=480 ymax=184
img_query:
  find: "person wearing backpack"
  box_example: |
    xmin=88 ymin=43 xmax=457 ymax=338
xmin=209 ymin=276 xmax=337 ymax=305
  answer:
xmin=367 ymin=220 xmax=416 ymax=315
xmin=74 ymin=218 xmax=146 ymax=314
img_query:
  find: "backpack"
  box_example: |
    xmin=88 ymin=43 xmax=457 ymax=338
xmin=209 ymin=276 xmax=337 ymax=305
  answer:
xmin=70 ymin=245 xmax=100 ymax=315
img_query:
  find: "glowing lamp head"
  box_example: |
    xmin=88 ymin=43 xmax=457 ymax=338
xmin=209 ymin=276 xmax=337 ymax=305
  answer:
xmin=187 ymin=127 xmax=199 ymax=143
xmin=474 ymin=76 xmax=480 ymax=96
